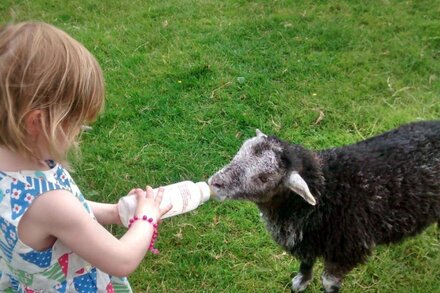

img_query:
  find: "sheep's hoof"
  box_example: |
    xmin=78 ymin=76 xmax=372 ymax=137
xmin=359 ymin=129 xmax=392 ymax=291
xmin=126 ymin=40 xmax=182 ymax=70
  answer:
xmin=322 ymin=273 xmax=341 ymax=293
xmin=291 ymin=273 xmax=312 ymax=292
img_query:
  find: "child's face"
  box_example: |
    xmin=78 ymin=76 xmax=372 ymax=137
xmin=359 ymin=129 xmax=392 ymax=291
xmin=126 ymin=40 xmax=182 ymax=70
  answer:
xmin=26 ymin=110 xmax=82 ymax=161
xmin=40 ymin=125 xmax=81 ymax=161
xmin=58 ymin=121 xmax=82 ymax=150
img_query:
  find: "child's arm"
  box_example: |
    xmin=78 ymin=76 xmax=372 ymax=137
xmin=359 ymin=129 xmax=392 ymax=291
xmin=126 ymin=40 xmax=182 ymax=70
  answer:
xmin=23 ymin=187 xmax=170 ymax=277
xmin=86 ymin=201 xmax=122 ymax=225
xmin=86 ymin=188 xmax=138 ymax=226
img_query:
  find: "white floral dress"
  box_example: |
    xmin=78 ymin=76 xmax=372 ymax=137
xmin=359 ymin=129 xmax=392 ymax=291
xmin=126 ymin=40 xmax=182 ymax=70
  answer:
xmin=0 ymin=162 xmax=132 ymax=292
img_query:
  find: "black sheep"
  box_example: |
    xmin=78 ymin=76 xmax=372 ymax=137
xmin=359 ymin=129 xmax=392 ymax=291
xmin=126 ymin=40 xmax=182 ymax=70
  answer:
xmin=208 ymin=121 xmax=440 ymax=292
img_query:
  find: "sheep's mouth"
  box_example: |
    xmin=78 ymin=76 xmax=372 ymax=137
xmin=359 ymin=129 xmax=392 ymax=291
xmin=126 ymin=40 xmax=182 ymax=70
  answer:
xmin=208 ymin=176 xmax=228 ymax=200
xmin=208 ymin=185 xmax=230 ymax=201
xmin=212 ymin=193 xmax=229 ymax=201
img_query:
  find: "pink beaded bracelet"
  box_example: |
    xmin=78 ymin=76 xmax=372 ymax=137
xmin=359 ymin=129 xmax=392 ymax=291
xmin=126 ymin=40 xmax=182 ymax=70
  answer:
xmin=128 ymin=215 xmax=160 ymax=254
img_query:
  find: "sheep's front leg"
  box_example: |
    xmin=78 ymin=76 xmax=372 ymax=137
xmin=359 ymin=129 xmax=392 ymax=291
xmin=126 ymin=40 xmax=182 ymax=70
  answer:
xmin=291 ymin=259 xmax=315 ymax=292
xmin=321 ymin=272 xmax=341 ymax=293
xmin=321 ymin=262 xmax=353 ymax=293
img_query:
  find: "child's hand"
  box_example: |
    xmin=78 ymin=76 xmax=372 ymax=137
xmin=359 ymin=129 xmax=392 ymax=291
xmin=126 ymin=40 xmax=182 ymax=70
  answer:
xmin=132 ymin=187 xmax=172 ymax=221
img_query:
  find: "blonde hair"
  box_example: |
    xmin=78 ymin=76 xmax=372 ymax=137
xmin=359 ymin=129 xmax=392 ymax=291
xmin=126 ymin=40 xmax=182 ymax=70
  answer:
xmin=0 ymin=22 xmax=104 ymax=164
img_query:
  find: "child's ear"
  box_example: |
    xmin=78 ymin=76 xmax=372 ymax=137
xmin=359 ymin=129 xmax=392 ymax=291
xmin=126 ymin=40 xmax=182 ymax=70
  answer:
xmin=25 ymin=110 xmax=43 ymax=137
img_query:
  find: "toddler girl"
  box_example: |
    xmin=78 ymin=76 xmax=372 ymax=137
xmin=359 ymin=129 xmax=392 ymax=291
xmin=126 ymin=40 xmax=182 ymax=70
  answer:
xmin=0 ymin=21 xmax=171 ymax=292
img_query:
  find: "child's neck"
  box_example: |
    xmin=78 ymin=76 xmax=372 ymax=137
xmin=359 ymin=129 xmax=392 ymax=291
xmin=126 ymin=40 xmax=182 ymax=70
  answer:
xmin=0 ymin=147 xmax=51 ymax=172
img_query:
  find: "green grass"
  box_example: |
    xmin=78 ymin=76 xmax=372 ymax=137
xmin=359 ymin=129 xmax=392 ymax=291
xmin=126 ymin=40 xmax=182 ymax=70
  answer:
xmin=2 ymin=0 xmax=440 ymax=292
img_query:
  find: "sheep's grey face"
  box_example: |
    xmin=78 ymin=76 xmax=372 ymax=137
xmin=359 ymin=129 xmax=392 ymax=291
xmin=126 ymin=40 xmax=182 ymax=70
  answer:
xmin=208 ymin=134 xmax=287 ymax=203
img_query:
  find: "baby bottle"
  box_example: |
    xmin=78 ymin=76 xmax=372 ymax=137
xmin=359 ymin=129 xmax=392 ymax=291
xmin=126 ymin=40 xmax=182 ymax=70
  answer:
xmin=118 ymin=181 xmax=212 ymax=227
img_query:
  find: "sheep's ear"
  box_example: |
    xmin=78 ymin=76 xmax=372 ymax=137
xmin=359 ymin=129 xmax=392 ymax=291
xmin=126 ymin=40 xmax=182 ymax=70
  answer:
xmin=285 ymin=172 xmax=317 ymax=206
xmin=256 ymin=129 xmax=267 ymax=138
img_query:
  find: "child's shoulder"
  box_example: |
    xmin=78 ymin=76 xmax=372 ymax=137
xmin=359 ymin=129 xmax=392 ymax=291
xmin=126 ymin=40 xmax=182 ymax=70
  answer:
xmin=25 ymin=188 xmax=88 ymax=223
xmin=0 ymin=163 xmax=83 ymax=220
xmin=0 ymin=163 xmax=70 ymax=192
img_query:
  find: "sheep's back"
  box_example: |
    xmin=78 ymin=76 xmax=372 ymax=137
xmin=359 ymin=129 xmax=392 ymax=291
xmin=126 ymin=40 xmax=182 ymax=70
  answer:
xmin=320 ymin=120 xmax=440 ymax=245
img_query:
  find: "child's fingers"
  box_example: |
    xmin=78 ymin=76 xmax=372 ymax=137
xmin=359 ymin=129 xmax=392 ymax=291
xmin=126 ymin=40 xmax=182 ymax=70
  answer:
xmin=160 ymin=203 xmax=173 ymax=217
xmin=145 ymin=186 xmax=154 ymax=198
xmin=127 ymin=189 xmax=136 ymax=195
xmin=133 ymin=188 xmax=145 ymax=196
xmin=155 ymin=187 xmax=165 ymax=204
xmin=134 ymin=188 xmax=147 ymax=202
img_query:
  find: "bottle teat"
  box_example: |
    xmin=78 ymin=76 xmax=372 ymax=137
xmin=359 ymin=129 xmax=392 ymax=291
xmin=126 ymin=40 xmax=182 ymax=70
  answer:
xmin=195 ymin=181 xmax=212 ymax=203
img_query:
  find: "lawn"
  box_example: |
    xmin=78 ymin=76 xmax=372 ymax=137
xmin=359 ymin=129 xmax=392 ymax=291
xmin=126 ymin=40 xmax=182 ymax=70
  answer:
xmin=1 ymin=0 xmax=439 ymax=292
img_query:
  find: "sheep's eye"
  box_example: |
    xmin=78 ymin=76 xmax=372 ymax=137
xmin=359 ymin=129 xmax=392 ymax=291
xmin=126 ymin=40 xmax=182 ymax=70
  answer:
xmin=258 ymin=174 xmax=269 ymax=183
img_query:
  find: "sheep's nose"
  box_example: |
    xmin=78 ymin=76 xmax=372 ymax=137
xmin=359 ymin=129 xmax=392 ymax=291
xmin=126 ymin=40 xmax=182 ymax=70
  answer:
xmin=208 ymin=176 xmax=224 ymax=189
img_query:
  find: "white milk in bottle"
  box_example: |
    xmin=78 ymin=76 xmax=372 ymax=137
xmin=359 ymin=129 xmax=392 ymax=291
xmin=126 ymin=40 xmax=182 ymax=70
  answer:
xmin=118 ymin=181 xmax=212 ymax=227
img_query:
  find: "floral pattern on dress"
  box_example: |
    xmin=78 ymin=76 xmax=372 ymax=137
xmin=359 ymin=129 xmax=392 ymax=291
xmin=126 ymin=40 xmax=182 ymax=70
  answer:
xmin=0 ymin=164 xmax=132 ymax=292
